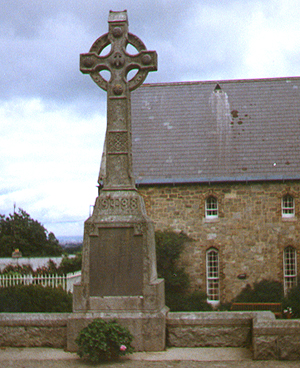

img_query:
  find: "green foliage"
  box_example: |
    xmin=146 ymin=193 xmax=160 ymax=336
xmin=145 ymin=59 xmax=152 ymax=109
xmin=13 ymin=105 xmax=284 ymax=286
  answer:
xmin=0 ymin=284 xmax=72 ymax=312
xmin=62 ymin=243 xmax=82 ymax=254
xmin=234 ymin=279 xmax=284 ymax=303
xmin=1 ymin=255 xmax=82 ymax=277
xmin=155 ymin=230 xmax=211 ymax=311
xmin=0 ymin=208 xmax=62 ymax=257
xmin=284 ymin=282 xmax=300 ymax=318
xmin=0 ymin=264 xmax=34 ymax=275
xmin=76 ymin=319 xmax=134 ymax=362
xmin=58 ymin=253 xmax=82 ymax=274
xmin=34 ymin=260 xmax=58 ymax=275
xmin=156 ymin=230 xmax=190 ymax=293
xmin=166 ymin=290 xmax=212 ymax=312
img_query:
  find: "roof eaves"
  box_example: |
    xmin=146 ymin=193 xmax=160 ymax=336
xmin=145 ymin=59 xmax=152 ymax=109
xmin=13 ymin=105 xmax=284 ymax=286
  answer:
xmin=135 ymin=175 xmax=300 ymax=186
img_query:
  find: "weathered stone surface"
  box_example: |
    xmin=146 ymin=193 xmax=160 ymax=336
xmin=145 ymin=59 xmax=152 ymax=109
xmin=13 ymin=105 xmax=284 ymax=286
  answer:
xmin=0 ymin=313 xmax=69 ymax=348
xmin=0 ymin=326 xmax=67 ymax=348
xmin=80 ymin=10 xmax=157 ymax=191
xmin=253 ymin=336 xmax=278 ymax=360
xmin=252 ymin=312 xmax=300 ymax=360
xmin=278 ymin=336 xmax=300 ymax=360
xmin=67 ymin=309 xmax=168 ymax=352
xmin=138 ymin=181 xmax=300 ymax=303
xmin=1 ymin=311 xmax=300 ymax=360
xmin=167 ymin=312 xmax=252 ymax=348
xmin=89 ymin=227 xmax=143 ymax=296
xmin=168 ymin=326 xmax=251 ymax=347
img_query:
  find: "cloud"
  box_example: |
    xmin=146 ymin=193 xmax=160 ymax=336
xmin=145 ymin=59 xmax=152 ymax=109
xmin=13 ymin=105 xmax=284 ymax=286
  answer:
xmin=0 ymin=98 xmax=105 ymax=235
xmin=1 ymin=0 xmax=300 ymax=237
xmin=243 ymin=0 xmax=300 ymax=78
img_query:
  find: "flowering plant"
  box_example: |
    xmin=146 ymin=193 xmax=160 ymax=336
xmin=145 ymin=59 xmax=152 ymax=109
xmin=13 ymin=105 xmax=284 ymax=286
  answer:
xmin=284 ymin=307 xmax=292 ymax=314
xmin=76 ymin=319 xmax=134 ymax=362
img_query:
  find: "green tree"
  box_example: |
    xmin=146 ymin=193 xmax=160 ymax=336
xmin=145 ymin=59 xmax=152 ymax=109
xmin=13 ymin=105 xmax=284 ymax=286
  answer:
xmin=0 ymin=208 xmax=62 ymax=257
xmin=155 ymin=230 xmax=211 ymax=311
xmin=58 ymin=252 xmax=82 ymax=274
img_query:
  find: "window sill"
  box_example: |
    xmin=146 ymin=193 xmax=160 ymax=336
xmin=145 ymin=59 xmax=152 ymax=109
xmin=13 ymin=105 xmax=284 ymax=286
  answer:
xmin=282 ymin=217 xmax=297 ymax=222
xmin=204 ymin=217 xmax=220 ymax=223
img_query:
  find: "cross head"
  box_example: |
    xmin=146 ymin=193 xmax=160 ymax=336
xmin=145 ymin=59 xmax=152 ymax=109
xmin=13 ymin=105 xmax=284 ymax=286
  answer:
xmin=80 ymin=10 xmax=157 ymax=96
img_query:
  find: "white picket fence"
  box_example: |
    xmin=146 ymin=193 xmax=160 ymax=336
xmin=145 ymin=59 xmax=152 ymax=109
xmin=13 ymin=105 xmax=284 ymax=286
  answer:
xmin=0 ymin=271 xmax=81 ymax=293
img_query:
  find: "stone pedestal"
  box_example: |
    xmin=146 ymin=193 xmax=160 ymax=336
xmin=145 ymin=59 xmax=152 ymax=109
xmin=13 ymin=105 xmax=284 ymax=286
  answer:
xmin=67 ymin=190 xmax=167 ymax=351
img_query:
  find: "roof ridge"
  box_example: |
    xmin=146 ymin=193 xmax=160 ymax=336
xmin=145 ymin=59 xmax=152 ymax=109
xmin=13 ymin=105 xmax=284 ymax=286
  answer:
xmin=141 ymin=75 xmax=300 ymax=88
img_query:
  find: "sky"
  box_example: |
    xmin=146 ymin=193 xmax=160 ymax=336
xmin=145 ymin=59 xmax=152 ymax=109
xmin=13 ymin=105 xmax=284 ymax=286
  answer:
xmin=1 ymin=0 xmax=300 ymax=239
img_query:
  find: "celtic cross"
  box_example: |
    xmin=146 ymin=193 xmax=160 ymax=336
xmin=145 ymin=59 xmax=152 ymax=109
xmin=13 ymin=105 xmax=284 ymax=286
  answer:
xmin=80 ymin=10 xmax=157 ymax=190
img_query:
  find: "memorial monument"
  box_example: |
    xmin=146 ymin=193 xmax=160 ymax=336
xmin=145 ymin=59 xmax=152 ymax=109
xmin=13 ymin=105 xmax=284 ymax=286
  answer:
xmin=67 ymin=10 xmax=167 ymax=352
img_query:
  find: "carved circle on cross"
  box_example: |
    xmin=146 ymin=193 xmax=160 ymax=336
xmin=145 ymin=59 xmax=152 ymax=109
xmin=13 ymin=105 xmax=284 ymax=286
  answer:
xmin=88 ymin=32 xmax=150 ymax=91
xmin=112 ymin=27 xmax=123 ymax=38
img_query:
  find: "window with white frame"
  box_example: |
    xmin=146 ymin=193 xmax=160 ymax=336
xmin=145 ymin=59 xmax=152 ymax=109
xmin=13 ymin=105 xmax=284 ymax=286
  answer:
xmin=206 ymin=248 xmax=220 ymax=302
xmin=205 ymin=196 xmax=218 ymax=218
xmin=283 ymin=246 xmax=297 ymax=295
xmin=282 ymin=195 xmax=295 ymax=218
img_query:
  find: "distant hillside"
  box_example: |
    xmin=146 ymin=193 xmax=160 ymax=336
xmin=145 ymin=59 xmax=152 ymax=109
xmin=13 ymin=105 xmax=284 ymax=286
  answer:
xmin=58 ymin=236 xmax=83 ymax=245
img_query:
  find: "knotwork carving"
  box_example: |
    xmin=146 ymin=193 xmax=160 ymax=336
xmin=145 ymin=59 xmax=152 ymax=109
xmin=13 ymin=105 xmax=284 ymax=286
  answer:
xmin=107 ymin=131 xmax=128 ymax=153
xmin=98 ymin=196 xmax=139 ymax=214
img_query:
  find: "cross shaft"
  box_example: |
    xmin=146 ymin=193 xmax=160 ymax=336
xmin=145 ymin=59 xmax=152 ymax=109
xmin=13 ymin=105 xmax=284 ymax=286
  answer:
xmin=80 ymin=10 xmax=157 ymax=190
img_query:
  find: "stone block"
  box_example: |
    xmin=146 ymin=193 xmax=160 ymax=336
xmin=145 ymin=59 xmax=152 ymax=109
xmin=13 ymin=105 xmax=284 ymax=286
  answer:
xmin=67 ymin=308 xmax=168 ymax=352
xmin=278 ymin=335 xmax=300 ymax=360
xmin=167 ymin=312 xmax=252 ymax=347
xmin=0 ymin=313 xmax=69 ymax=348
xmin=252 ymin=312 xmax=300 ymax=360
xmin=253 ymin=335 xmax=278 ymax=360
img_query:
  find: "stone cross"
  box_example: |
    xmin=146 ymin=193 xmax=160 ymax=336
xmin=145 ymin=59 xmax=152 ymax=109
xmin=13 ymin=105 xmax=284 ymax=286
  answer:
xmin=69 ymin=12 xmax=166 ymax=352
xmin=80 ymin=10 xmax=157 ymax=190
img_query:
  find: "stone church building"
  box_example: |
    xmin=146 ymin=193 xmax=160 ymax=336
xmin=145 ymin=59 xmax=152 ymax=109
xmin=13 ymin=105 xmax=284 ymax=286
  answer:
xmin=99 ymin=76 xmax=300 ymax=305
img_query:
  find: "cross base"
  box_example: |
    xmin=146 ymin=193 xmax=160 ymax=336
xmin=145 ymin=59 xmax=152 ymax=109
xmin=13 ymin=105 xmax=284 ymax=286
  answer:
xmin=67 ymin=307 xmax=168 ymax=352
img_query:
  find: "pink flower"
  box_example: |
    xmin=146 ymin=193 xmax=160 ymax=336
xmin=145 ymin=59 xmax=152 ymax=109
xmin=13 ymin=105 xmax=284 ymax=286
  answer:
xmin=120 ymin=345 xmax=127 ymax=351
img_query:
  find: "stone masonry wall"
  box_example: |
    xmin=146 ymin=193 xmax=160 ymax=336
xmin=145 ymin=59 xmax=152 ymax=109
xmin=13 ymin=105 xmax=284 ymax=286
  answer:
xmin=137 ymin=181 xmax=300 ymax=303
xmin=0 ymin=313 xmax=68 ymax=348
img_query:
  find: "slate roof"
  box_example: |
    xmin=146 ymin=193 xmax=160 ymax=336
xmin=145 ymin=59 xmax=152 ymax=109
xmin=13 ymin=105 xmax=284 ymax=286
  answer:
xmin=128 ymin=76 xmax=300 ymax=185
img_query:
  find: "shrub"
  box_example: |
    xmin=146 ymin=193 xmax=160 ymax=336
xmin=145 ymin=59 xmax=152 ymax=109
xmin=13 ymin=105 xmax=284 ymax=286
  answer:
xmin=166 ymin=290 xmax=212 ymax=312
xmin=0 ymin=284 xmax=72 ymax=312
xmin=234 ymin=279 xmax=284 ymax=303
xmin=284 ymin=283 xmax=300 ymax=318
xmin=1 ymin=264 xmax=34 ymax=275
xmin=76 ymin=319 xmax=134 ymax=362
xmin=58 ymin=253 xmax=82 ymax=274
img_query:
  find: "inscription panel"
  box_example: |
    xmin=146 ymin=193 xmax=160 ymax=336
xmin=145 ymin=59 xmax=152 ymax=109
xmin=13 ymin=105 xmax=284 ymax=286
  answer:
xmin=89 ymin=227 xmax=143 ymax=296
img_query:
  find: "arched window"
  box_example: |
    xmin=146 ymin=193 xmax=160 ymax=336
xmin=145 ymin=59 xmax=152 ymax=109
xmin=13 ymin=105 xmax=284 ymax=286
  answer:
xmin=205 ymin=196 xmax=218 ymax=218
xmin=282 ymin=195 xmax=295 ymax=218
xmin=206 ymin=248 xmax=220 ymax=303
xmin=283 ymin=246 xmax=297 ymax=295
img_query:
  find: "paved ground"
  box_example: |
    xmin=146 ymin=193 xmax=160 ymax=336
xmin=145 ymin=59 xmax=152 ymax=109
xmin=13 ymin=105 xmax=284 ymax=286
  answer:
xmin=1 ymin=347 xmax=300 ymax=368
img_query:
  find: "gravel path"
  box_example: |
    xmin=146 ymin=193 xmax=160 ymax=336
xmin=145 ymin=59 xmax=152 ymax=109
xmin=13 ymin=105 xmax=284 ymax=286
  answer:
xmin=1 ymin=347 xmax=300 ymax=368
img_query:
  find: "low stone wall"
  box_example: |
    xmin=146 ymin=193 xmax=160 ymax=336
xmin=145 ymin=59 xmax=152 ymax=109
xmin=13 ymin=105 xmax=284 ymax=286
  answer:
xmin=0 ymin=313 xmax=69 ymax=348
xmin=1 ymin=311 xmax=300 ymax=360
xmin=253 ymin=312 xmax=300 ymax=360
xmin=167 ymin=311 xmax=253 ymax=347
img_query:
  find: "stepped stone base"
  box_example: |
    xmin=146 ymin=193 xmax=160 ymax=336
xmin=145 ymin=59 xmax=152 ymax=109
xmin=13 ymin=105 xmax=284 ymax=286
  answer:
xmin=67 ymin=307 xmax=168 ymax=352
